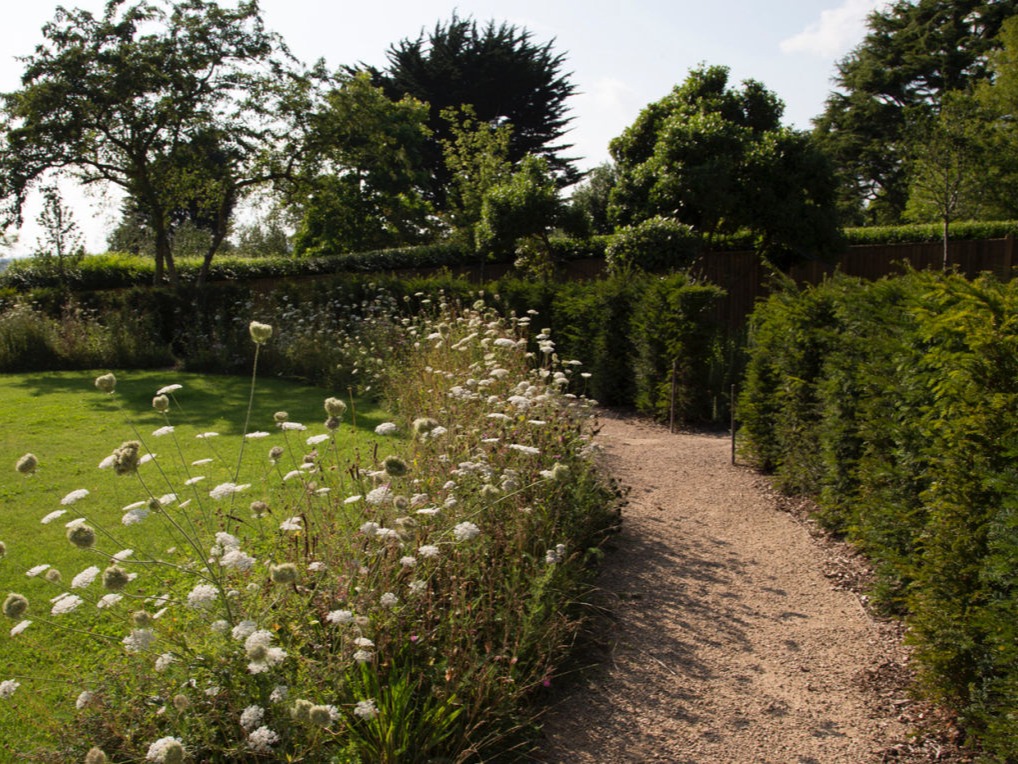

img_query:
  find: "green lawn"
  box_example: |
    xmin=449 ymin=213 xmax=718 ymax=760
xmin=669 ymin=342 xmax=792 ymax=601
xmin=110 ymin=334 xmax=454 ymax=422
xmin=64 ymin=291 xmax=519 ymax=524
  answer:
xmin=0 ymin=369 xmax=391 ymax=754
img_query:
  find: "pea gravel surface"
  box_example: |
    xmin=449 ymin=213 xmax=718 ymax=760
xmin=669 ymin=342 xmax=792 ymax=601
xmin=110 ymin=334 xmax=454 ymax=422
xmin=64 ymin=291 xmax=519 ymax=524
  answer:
xmin=534 ymin=411 xmax=971 ymax=764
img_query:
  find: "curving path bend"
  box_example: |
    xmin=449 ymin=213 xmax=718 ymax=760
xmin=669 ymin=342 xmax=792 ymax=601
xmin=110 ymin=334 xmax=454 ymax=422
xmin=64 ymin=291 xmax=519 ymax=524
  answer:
xmin=533 ymin=411 xmax=942 ymax=764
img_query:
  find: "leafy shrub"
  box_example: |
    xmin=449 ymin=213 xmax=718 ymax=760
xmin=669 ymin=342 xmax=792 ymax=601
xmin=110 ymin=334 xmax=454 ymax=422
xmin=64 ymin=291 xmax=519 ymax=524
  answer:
xmin=0 ymin=299 xmax=174 ymax=372
xmin=737 ymin=270 xmax=1018 ymax=759
xmin=630 ymin=274 xmax=726 ymax=422
xmin=604 ymin=216 xmax=703 ymax=273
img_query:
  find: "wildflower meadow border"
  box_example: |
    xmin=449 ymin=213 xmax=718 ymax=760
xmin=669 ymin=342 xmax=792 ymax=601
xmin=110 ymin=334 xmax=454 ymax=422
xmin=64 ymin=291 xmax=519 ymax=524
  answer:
xmin=2 ymin=295 xmax=619 ymax=762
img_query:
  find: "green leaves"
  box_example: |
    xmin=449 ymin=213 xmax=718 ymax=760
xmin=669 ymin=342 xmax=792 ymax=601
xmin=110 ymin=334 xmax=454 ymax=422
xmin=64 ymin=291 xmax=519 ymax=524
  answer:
xmin=813 ymin=0 xmax=1018 ymax=224
xmin=608 ymin=64 xmax=840 ymax=264
xmin=738 ymin=271 xmax=1018 ymax=758
xmin=0 ymin=0 xmax=322 ymax=285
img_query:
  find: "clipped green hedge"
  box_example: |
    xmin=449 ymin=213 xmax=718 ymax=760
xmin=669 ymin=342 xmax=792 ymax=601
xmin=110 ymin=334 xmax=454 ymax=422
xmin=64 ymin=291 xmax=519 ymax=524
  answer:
xmin=0 ymin=268 xmax=732 ymax=423
xmin=0 ymin=238 xmax=611 ymax=292
xmin=738 ymin=270 xmax=1018 ymax=760
xmin=843 ymin=220 xmax=1018 ymax=245
xmin=605 ymin=217 xmax=704 ymax=273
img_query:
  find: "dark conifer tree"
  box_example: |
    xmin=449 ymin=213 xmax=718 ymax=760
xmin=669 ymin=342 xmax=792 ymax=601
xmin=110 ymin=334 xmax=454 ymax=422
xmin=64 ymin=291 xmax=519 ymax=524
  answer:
xmin=813 ymin=0 xmax=1018 ymax=224
xmin=358 ymin=14 xmax=579 ymax=206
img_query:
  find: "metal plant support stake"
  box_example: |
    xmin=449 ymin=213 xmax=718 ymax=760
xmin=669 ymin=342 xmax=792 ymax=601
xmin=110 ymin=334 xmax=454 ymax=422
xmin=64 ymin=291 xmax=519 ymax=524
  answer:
xmin=730 ymin=384 xmax=736 ymax=465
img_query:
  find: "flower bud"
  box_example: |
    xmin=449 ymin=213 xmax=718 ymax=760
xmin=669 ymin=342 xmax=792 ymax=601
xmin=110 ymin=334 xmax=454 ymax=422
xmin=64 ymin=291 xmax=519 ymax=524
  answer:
xmin=249 ymin=321 xmax=273 ymax=344
xmin=94 ymin=373 xmax=117 ymax=394
xmin=15 ymin=453 xmax=38 ymax=475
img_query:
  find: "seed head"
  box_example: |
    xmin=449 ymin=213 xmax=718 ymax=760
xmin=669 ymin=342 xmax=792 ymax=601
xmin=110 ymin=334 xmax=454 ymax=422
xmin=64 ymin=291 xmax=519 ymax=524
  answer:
xmin=411 ymin=419 xmax=439 ymax=435
xmin=44 ymin=569 xmax=62 ymax=583
xmin=15 ymin=453 xmax=38 ymax=475
xmin=112 ymin=441 xmax=141 ymax=476
xmin=152 ymin=395 xmax=170 ymax=412
xmin=67 ymin=524 xmax=96 ymax=550
xmin=94 ymin=373 xmax=116 ymax=394
xmin=291 ymin=698 xmax=313 ymax=722
xmin=84 ymin=748 xmax=108 ymax=764
xmin=382 ymin=455 xmax=408 ymax=478
xmin=324 ymin=397 xmax=347 ymax=418
xmin=103 ymin=565 xmax=131 ymax=591
xmin=249 ymin=321 xmax=273 ymax=344
xmin=308 ymin=704 xmax=336 ymax=727
xmin=270 ymin=563 xmax=298 ymax=585
xmin=3 ymin=593 xmax=28 ymax=620
xmin=550 ymin=463 xmax=571 ymax=482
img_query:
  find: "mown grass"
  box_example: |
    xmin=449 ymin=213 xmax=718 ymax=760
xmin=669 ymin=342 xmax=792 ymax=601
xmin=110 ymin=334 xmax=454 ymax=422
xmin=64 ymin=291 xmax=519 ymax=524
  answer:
xmin=0 ymin=369 xmax=390 ymax=754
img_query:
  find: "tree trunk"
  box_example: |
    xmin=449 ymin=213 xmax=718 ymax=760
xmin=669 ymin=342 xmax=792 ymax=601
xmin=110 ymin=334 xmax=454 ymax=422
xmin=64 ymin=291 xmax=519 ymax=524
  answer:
xmin=154 ymin=225 xmax=178 ymax=286
xmin=197 ymin=188 xmax=235 ymax=289
xmin=942 ymin=216 xmax=949 ymax=271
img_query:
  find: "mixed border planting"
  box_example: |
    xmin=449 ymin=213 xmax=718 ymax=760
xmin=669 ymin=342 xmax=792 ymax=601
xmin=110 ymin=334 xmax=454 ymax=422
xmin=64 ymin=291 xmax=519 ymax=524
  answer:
xmin=1 ymin=296 xmax=619 ymax=761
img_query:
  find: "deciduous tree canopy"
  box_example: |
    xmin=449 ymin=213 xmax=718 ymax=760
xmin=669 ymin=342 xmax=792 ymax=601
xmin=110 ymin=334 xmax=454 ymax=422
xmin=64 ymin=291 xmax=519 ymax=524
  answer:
xmin=610 ymin=65 xmax=840 ymax=265
xmin=292 ymin=72 xmax=434 ymax=256
xmin=813 ymin=0 xmax=1018 ymax=224
xmin=0 ymin=0 xmax=321 ymax=285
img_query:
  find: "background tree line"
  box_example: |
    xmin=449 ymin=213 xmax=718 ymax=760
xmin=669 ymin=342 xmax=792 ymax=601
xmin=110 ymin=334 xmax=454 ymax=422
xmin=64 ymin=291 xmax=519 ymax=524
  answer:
xmin=3 ymin=0 xmax=1018 ymax=287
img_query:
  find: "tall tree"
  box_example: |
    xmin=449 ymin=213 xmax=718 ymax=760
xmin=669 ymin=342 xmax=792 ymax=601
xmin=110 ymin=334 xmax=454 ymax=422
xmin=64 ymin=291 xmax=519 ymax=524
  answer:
xmin=359 ymin=13 xmax=578 ymax=206
xmin=477 ymin=154 xmax=564 ymax=279
xmin=33 ymin=184 xmax=84 ymax=281
xmin=0 ymin=0 xmax=321 ymax=286
xmin=974 ymin=15 xmax=1018 ymax=220
xmin=292 ymin=72 xmax=434 ymax=256
xmin=813 ymin=0 xmax=1017 ymax=224
xmin=609 ymin=64 xmax=840 ymax=264
xmin=568 ymin=162 xmax=618 ymax=235
xmin=440 ymin=105 xmax=514 ymax=250
xmin=904 ymin=95 xmax=994 ymax=266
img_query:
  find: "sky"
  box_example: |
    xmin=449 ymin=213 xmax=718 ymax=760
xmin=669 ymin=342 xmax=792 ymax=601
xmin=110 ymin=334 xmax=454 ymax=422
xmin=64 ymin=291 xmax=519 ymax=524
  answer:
xmin=0 ymin=0 xmax=891 ymax=257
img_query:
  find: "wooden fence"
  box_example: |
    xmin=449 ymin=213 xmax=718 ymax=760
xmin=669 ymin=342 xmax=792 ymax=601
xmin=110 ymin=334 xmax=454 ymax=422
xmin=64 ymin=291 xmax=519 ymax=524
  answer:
xmin=395 ymin=236 xmax=1017 ymax=327
xmin=624 ymin=235 xmax=1015 ymax=327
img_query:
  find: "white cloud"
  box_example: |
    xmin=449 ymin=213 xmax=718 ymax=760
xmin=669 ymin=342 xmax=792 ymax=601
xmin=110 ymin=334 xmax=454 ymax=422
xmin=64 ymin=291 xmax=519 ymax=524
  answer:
xmin=779 ymin=0 xmax=891 ymax=58
xmin=586 ymin=76 xmax=635 ymax=111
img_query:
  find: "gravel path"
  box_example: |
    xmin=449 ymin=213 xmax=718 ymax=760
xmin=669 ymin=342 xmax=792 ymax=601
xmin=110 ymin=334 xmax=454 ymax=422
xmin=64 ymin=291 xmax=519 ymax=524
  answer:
xmin=532 ymin=411 xmax=964 ymax=764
